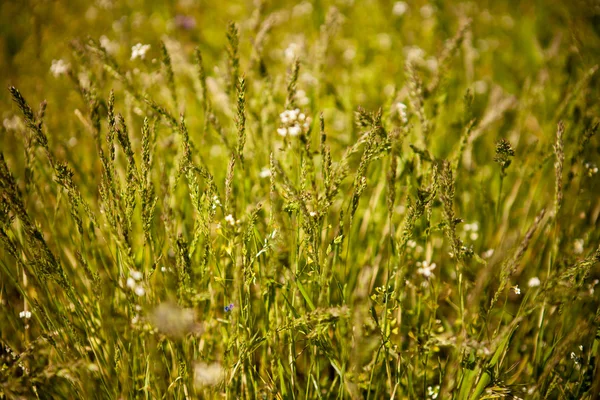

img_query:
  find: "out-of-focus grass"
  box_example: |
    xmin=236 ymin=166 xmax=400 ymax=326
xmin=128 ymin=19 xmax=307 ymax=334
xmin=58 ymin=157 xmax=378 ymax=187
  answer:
xmin=1 ymin=0 xmax=600 ymax=399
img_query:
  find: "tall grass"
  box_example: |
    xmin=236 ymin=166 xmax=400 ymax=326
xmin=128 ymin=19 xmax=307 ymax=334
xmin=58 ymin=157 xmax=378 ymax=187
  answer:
xmin=1 ymin=1 xmax=600 ymax=399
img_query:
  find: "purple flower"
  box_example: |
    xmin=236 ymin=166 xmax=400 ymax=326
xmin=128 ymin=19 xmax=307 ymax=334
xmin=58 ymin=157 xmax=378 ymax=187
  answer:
xmin=174 ymin=15 xmax=196 ymax=31
xmin=224 ymin=303 xmax=234 ymax=312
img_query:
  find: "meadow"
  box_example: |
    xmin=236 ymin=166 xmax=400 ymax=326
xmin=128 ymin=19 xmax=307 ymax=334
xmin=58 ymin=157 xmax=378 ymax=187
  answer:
xmin=1 ymin=0 xmax=600 ymax=398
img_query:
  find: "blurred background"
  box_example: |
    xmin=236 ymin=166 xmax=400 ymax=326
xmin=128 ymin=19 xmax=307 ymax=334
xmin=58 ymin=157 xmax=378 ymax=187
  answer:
xmin=2 ymin=0 xmax=599 ymax=116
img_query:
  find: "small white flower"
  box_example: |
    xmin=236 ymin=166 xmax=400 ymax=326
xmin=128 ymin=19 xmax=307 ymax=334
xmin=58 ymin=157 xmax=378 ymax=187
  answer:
xmin=284 ymin=43 xmax=299 ymax=63
xmin=296 ymin=90 xmax=310 ymax=106
xmin=288 ymin=125 xmax=301 ymax=136
xmin=474 ymin=80 xmax=488 ymax=94
xmin=404 ymin=46 xmax=425 ymax=63
xmin=376 ymin=33 xmax=392 ymax=51
xmin=343 ymin=47 xmax=357 ymax=61
xmin=225 ymin=214 xmax=236 ymax=226
xmin=259 ymin=167 xmax=271 ymax=178
xmin=130 ymin=270 xmax=142 ymax=281
xmin=292 ymin=1 xmax=313 ymax=17
xmin=279 ymin=109 xmax=310 ymax=137
xmin=126 ymin=277 xmax=136 ymax=289
xmin=392 ymin=1 xmax=408 ymax=16
xmin=427 ymin=385 xmax=440 ymax=399
xmin=417 ymin=260 xmax=436 ymax=278
xmin=469 ymin=232 xmax=479 ymax=241
xmin=574 ymin=238 xmax=584 ymax=255
xmin=395 ymin=102 xmax=408 ymax=123
xmin=161 ymin=266 xmax=167 ymax=272
xmin=512 ymin=285 xmax=521 ymax=295
xmin=131 ymin=43 xmax=151 ymax=60
xmin=464 ymin=222 xmax=480 ymax=232
xmin=134 ymin=285 xmax=145 ymax=297
xmin=194 ymin=362 xmax=224 ymax=387
xmin=50 ymin=59 xmax=69 ymax=77
xmin=3 ymin=116 xmax=22 ymax=131
xmin=309 ymin=211 xmax=317 ymax=217
xmin=277 ymin=127 xmax=288 ymax=137
xmin=99 ymin=35 xmax=119 ymax=54
xmin=407 ymin=239 xmax=417 ymax=248
xmin=426 ymin=57 xmax=438 ymax=72
xmin=528 ymin=277 xmax=541 ymax=288
xmin=482 ymin=249 xmax=495 ymax=259
xmin=19 ymin=311 xmax=32 ymax=319
xmin=579 ymin=345 xmax=584 ymax=351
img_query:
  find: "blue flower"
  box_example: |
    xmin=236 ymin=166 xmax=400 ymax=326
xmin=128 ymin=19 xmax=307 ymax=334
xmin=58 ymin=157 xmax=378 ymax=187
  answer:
xmin=224 ymin=303 xmax=234 ymax=312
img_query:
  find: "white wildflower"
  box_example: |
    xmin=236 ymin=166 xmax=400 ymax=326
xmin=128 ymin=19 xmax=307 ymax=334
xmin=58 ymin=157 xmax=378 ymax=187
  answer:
xmin=512 ymin=285 xmax=521 ymax=295
xmin=284 ymin=43 xmax=299 ymax=63
xmin=464 ymin=222 xmax=479 ymax=232
xmin=584 ymin=162 xmax=598 ymax=176
xmin=19 ymin=311 xmax=32 ymax=319
xmin=392 ymin=1 xmax=408 ymax=16
xmin=482 ymin=249 xmax=494 ymax=259
xmin=130 ymin=270 xmax=142 ymax=281
xmin=288 ymin=125 xmax=301 ymax=136
xmin=574 ymin=238 xmax=584 ymax=255
xmin=427 ymin=385 xmax=440 ymax=399
xmin=417 ymin=260 xmax=437 ymax=278
xmin=309 ymin=211 xmax=317 ymax=217
xmin=426 ymin=57 xmax=438 ymax=72
xmin=296 ymin=89 xmax=310 ymax=106
xmin=151 ymin=302 xmax=197 ymax=337
xmin=528 ymin=277 xmax=541 ymax=288
xmin=50 ymin=59 xmax=69 ymax=77
xmin=278 ymin=108 xmax=311 ymax=137
xmin=404 ymin=46 xmax=425 ymax=63
xmin=131 ymin=43 xmax=151 ymax=60
xmin=194 ymin=362 xmax=224 ymax=388
xmin=395 ymin=102 xmax=408 ymax=124
xmin=292 ymin=1 xmax=313 ymax=17
xmin=3 ymin=116 xmax=22 ymax=131
xmin=225 ymin=214 xmax=235 ymax=226
xmin=259 ymin=167 xmax=271 ymax=178
xmin=212 ymin=195 xmax=221 ymax=210
xmin=134 ymin=285 xmax=145 ymax=297
xmin=376 ymin=33 xmax=392 ymax=51
xmin=474 ymin=80 xmax=488 ymax=94
xmin=343 ymin=47 xmax=357 ymax=61
xmin=126 ymin=277 xmax=136 ymax=289
xmin=99 ymin=35 xmax=119 ymax=54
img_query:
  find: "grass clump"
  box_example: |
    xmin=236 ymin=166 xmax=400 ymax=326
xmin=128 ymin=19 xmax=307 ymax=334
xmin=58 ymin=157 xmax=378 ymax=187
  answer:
xmin=1 ymin=1 xmax=600 ymax=399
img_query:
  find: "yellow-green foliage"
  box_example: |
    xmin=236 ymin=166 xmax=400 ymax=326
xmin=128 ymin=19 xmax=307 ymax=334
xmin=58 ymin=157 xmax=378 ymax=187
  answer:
xmin=1 ymin=1 xmax=600 ymax=399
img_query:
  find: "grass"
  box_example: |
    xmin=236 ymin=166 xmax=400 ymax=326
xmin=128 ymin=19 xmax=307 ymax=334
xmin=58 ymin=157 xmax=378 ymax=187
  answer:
xmin=1 ymin=0 xmax=600 ymax=398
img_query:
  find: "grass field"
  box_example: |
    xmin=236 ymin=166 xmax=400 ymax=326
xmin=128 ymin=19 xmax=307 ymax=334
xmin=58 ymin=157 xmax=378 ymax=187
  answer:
xmin=1 ymin=0 xmax=600 ymax=398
